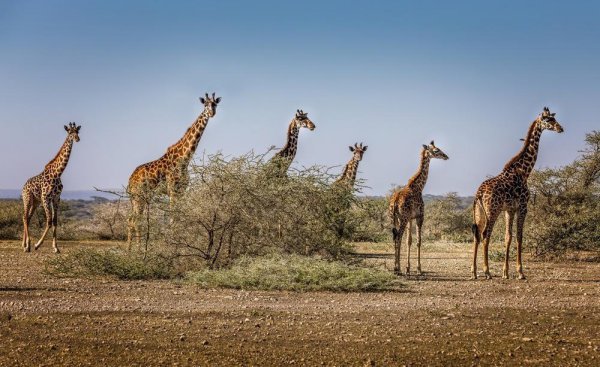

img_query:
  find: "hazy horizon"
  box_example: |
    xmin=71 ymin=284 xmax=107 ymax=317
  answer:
xmin=1 ymin=1 xmax=598 ymax=196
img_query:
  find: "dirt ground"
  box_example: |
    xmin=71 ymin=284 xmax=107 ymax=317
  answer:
xmin=0 ymin=240 xmax=598 ymax=366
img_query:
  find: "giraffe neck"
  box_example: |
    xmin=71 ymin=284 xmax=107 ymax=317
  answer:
xmin=502 ymin=119 xmax=543 ymax=179
xmin=337 ymin=155 xmax=361 ymax=187
xmin=407 ymin=150 xmax=431 ymax=193
xmin=44 ymin=136 xmax=74 ymax=178
xmin=168 ymin=108 xmax=212 ymax=164
xmin=275 ymin=119 xmax=300 ymax=161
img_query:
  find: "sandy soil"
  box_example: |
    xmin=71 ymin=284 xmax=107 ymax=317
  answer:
xmin=0 ymin=240 xmax=599 ymax=366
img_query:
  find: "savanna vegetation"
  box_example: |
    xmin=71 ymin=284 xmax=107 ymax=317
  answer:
xmin=4 ymin=132 xmax=599 ymax=286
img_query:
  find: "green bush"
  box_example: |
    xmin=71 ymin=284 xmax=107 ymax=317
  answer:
xmin=45 ymin=248 xmax=173 ymax=280
xmin=423 ymin=193 xmax=472 ymax=242
xmin=151 ymin=152 xmax=354 ymax=267
xmin=527 ymin=132 xmax=600 ymax=257
xmin=0 ymin=200 xmax=22 ymax=240
xmin=186 ymin=253 xmax=400 ymax=292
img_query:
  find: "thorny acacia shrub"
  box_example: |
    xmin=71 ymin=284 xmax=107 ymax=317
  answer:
xmin=528 ymin=131 xmax=600 ymax=257
xmin=161 ymin=152 xmax=354 ymax=267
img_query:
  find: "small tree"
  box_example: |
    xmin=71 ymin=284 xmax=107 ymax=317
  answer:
xmin=528 ymin=131 xmax=600 ymax=257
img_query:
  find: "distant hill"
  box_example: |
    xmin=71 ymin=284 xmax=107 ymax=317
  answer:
xmin=0 ymin=189 xmax=122 ymax=201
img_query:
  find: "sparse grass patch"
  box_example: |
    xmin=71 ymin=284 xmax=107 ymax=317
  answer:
xmin=185 ymin=254 xmax=400 ymax=292
xmin=45 ymin=248 xmax=173 ymax=280
xmin=489 ymin=248 xmax=515 ymax=262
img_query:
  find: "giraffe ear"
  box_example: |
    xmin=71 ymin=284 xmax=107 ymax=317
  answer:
xmin=199 ymin=97 xmax=206 ymax=104
xmin=64 ymin=125 xmax=69 ymax=132
xmin=76 ymin=126 xmax=81 ymax=132
xmin=363 ymin=146 xmax=368 ymax=151
xmin=422 ymin=144 xmax=428 ymax=150
xmin=430 ymin=140 xmax=435 ymax=146
xmin=215 ymin=97 xmax=221 ymax=104
xmin=349 ymin=146 xmax=355 ymax=152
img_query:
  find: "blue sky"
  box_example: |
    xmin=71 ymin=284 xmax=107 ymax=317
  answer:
xmin=0 ymin=0 xmax=598 ymax=196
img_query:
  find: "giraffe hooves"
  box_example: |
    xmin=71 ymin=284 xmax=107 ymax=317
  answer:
xmin=518 ymin=273 xmax=526 ymax=280
xmin=484 ymin=273 xmax=492 ymax=280
xmin=23 ymin=246 xmax=30 ymax=253
xmin=394 ymin=269 xmax=403 ymax=276
xmin=53 ymin=248 xmax=60 ymax=254
xmin=471 ymin=274 xmax=478 ymax=280
xmin=405 ymin=267 xmax=411 ymax=275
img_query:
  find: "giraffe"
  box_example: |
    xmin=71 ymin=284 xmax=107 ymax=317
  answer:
xmin=21 ymin=122 xmax=81 ymax=253
xmin=268 ymin=109 xmax=315 ymax=176
xmin=334 ymin=142 xmax=368 ymax=188
xmin=389 ymin=141 xmax=449 ymax=275
xmin=330 ymin=142 xmax=368 ymax=238
xmin=127 ymin=93 xmax=221 ymax=243
xmin=471 ymin=107 xmax=563 ymax=280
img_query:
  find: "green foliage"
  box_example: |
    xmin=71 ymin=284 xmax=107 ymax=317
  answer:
xmin=45 ymin=248 xmax=173 ymax=280
xmin=347 ymin=196 xmax=389 ymax=242
xmin=528 ymin=131 xmax=600 ymax=257
xmin=0 ymin=200 xmax=22 ymax=239
xmin=159 ymin=152 xmax=353 ymax=267
xmin=186 ymin=253 xmax=400 ymax=292
xmin=423 ymin=193 xmax=472 ymax=242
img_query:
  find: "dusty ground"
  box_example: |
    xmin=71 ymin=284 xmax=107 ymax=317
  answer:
xmin=0 ymin=240 xmax=599 ymax=366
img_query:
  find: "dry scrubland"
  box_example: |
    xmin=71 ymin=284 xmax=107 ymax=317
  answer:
xmin=1 ymin=240 xmax=599 ymax=366
xmin=0 ymin=132 xmax=598 ymax=365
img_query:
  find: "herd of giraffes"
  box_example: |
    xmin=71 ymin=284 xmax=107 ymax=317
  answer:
xmin=18 ymin=92 xmax=564 ymax=280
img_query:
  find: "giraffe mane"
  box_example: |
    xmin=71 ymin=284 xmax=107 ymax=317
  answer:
xmin=502 ymin=118 xmax=538 ymax=172
xmin=405 ymin=149 xmax=428 ymax=188
xmin=44 ymin=134 xmax=72 ymax=171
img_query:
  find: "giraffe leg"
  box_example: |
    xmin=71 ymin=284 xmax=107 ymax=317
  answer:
xmin=34 ymin=198 xmax=53 ymax=250
xmin=481 ymin=210 xmax=500 ymax=280
xmin=405 ymin=220 xmax=412 ymax=275
xmin=22 ymin=195 xmax=37 ymax=252
xmin=471 ymin=203 xmax=484 ymax=279
xmin=51 ymin=197 xmax=60 ymax=253
xmin=516 ymin=207 xmax=527 ymax=280
xmin=392 ymin=227 xmax=400 ymax=275
xmin=393 ymin=217 xmax=408 ymax=276
xmin=503 ymin=210 xmax=515 ymax=279
xmin=127 ymin=198 xmax=144 ymax=247
xmin=416 ymin=216 xmax=423 ymax=275
xmin=471 ymin=221 xmax=480 ymax=279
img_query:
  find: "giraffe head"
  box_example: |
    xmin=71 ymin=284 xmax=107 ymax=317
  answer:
xmin=63 ymin=122 xmax=81 ymax=142
xmin=422 ymin=140 xmax=448 ymax=160
xmin=199 ymin=92 xmax=222 ymax=117
xmin=349 ymin=142 xmax=368 ymax=161
xmin=538 ymin=107 xmax=564 ymax=133
xmin=293 ymin=109 xmax=316 ymax=131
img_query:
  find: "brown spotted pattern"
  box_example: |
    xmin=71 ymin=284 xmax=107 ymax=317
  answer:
xmin=268 ymin=109 xmax=315 ymax=176
xmin=21 ymin=122 xmax=81 ymax=253
xmin=471 ymin=107 xmax=564 ymax=280
xmin=126 ymin=93 xmax=221 ymax=243
xmin=334 ymin=142 xmax=368 ymax=188
xmin=389 ymin=141 xmax=449 ymax=275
